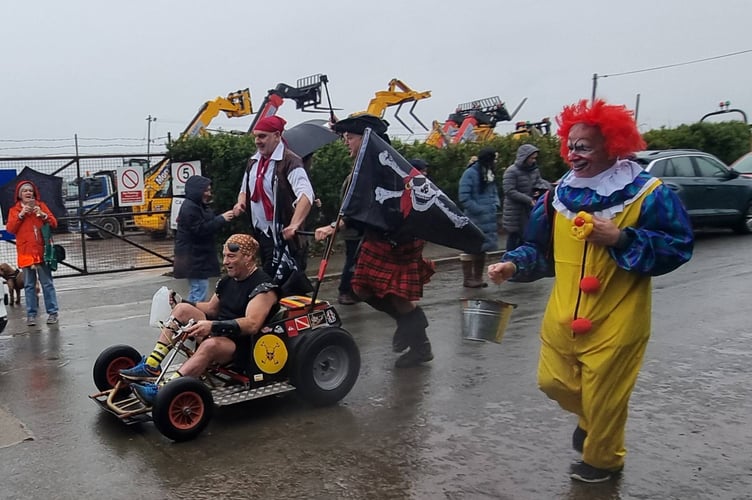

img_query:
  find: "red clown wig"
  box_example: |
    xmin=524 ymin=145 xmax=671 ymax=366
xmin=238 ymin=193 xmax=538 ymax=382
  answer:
xmin=556 ymin=99 xmax=646 ymax=161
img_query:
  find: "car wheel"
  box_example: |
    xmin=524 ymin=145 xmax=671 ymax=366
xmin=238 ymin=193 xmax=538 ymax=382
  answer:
xmin=152 ymin=377 xmax=213 ymax=442
xmin=732 ymin=201 xmax=752 ymax=234
xmin=292 ymin=327 xmax=360 ymax=407
xmin=92 ymin=345 xmax=141 ymax=392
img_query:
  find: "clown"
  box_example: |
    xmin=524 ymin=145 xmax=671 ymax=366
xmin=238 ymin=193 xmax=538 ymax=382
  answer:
xmin=488 ymin=99 xmax=694 ymax=483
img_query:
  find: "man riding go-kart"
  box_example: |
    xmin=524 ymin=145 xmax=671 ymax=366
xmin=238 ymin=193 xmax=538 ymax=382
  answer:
xmin=89 ymin=233 xmax=360 ymax=441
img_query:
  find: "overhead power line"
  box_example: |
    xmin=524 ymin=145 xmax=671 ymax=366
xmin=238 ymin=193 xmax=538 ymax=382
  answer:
xmin=600 ymin=49 xmax=752 ymax=79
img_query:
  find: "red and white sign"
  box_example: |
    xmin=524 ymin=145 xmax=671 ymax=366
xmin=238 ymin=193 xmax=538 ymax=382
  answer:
xmin=116 ymin=166 xmax=145 ymax=206
xmin=171 ymin=160 xmax=200 ymax=196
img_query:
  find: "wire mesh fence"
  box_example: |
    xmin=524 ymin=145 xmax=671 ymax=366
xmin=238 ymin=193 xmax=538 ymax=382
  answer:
xmin=0 ymin=153 xmax=174 ymax=277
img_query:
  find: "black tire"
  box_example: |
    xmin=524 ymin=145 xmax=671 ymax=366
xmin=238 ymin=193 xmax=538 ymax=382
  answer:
xmin=93 ymin=345 xmax=141 ymax=391
xmin=98 ymin=217 xmax=121 ymax=239
xmin=152 ymin=377 xmax=213 ymax=442
xmin=292 ymin=327 xmax=360 ymax=407
xmin=732 ymin=201 xmax=752 ymax=234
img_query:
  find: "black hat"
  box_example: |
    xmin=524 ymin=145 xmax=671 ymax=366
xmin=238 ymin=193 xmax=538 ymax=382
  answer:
xmin=332 ymin=113 xmax=388 ymax=136
xmin=409 ymin=158 xmax=429 ymax=173
xmin=477 ymin=146 xmax=496 ymax=163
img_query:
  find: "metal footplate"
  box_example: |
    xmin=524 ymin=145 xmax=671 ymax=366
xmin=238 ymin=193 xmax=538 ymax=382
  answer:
xmin=211 ymin=381 xmax=296 ymax=406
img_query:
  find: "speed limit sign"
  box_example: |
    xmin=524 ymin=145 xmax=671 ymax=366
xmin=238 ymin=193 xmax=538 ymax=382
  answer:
xmin=171 ymin=160 xmax=201 ymax=196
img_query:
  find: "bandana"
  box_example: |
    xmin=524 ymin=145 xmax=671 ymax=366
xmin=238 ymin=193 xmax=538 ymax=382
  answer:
xmin=254 ymin=116 xmax=286 ymax=133
xmin=224 ymin=234 xmax=259 ymax=257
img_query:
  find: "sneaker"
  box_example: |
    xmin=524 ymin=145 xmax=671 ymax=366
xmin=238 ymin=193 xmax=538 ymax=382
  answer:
xmin=573 ymin=426 xmax=587 ymax=453
xmin=46 ymin=313 xmax=59 ymax=325
xmin=337 ymin=292 xmax=358 ymax=306
xmin=26 ymin=315 xmax=36 ymax=326
xmin=570 ymin=461 xmax=621 ymax=483
xmin=119 ymin=357 xmax=162 ymax=382
xmin=395 ymin=341 xmax=434 ymax=368
xmin=132 ymin=382 xmax=159 ymax=405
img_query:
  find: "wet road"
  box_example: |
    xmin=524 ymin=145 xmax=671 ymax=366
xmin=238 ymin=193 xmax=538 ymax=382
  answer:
xmin=0 ymin=232 xmax=751 ymax=499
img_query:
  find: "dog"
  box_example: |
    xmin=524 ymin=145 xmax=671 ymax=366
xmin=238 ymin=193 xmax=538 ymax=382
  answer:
xmin=0 ymin=263 xmax=40 ymax=306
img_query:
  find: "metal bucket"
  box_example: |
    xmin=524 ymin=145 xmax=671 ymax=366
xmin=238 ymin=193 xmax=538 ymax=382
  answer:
xmin=460 ymin=298 xmax=517 ymax=343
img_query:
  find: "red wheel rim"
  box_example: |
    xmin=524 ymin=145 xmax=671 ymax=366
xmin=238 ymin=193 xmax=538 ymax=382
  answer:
xmin=107 ymin=357 xmax=136 ymax=387
xmin=168 ymin=391 xmax=205 ymax=430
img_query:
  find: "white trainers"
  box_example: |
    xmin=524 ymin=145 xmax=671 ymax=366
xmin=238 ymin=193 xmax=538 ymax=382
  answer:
xmin=46 ymin=313 xmax=59 ymax=325
xmin=26 ymin=315 xmax=36 ymax=326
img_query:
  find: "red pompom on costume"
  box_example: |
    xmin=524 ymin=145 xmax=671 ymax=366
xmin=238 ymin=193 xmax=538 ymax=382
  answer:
xmin=571 ymin=317 xmax=593 ymax=334
xmin=580 ymin=276 xmax=601 ymax=294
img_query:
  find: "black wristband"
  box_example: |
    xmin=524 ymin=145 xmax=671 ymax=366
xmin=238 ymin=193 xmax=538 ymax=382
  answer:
xmin=211 ymin=319 xmax=241 ymax=338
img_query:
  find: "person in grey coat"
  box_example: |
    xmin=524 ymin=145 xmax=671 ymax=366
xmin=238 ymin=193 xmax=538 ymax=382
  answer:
xmin=173 ymin=175 xmax=234 ymax=302
xmin=458 ymin=147 xmax=500 ymax=288
xmin=502 ymin=144 xmax=550 ymax=251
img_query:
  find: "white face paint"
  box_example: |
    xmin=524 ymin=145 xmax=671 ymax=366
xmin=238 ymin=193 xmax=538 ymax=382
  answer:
xmin=567 ymin=124 xmax=614 ymax=178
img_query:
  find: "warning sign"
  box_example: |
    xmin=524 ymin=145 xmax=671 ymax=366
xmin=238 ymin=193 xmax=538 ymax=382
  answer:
xmin=171 ymin=160 xmax=201 ymax=196
xmin=116 ymin=166 xmax=145 ymax=206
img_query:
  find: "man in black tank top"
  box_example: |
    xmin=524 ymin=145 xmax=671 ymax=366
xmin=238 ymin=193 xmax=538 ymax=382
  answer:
xmin=121 ymin=234 xmax=279 ymax=404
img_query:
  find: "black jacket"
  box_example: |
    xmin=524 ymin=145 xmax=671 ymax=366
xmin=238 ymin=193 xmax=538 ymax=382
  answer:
xmin=173 ymin=175 xmax=226 ymax=279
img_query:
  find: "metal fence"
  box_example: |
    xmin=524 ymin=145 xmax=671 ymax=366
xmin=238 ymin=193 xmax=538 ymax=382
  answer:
xmin=0 ymin=153 xmax=173 ymax=277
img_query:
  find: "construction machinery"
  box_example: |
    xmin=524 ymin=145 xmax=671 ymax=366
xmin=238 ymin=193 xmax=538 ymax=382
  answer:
xmin=132 ymin=89 xmax=253 ymax=237
xmin=426 ymin=96 xmax=526 ymax=148
xmin=247 ymin=74 xmax=335 ymax=134
xmin=511 ymin=117 xmax=552 ymax=138
xmin=353 ymin=78 xmax=431 ymax=134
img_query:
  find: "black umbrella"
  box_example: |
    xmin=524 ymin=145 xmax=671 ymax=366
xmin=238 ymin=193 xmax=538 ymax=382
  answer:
xmin=283 ymin=119 xmax=339 ymax=159
xmin=0 ymin=167 xmax=66 ymax=224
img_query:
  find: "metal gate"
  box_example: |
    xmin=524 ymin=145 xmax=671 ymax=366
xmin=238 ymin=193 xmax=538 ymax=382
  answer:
xmin=0 ymin=153 xmax=174 ymax=277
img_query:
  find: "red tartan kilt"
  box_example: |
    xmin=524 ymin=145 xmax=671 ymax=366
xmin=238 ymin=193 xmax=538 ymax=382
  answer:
xmin=351 ymin=238 xmax=435 ymax=301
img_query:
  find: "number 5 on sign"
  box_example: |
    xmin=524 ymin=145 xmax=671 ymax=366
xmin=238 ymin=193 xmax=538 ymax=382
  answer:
xmin=171 ymin=160 xmax=201 ymax=196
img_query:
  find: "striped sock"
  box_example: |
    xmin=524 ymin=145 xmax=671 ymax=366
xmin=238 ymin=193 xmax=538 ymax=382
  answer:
xmin=145 ymin=341 xmax=170 ymax=369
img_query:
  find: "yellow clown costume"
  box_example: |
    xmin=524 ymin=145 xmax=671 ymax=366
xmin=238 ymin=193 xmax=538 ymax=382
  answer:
xmin=502 ymin=159 xmax=694 ymax=471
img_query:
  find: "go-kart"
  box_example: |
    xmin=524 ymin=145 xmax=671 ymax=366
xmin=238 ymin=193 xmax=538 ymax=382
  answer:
xmin=89 ymin=295 xmax=360 ymax=441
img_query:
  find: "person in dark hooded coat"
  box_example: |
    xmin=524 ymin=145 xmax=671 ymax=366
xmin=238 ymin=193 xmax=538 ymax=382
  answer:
xmin=502 ymin=144 xmax=551 ymax=251
xmin=174 ymin=175 xmax=234 ymax=302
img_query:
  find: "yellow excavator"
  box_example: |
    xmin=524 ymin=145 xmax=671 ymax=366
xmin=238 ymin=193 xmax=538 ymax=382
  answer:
xmin=426 ymin=96 xmax=526 ymax=148
xmin=132 ymin=89 xmax=253 ymax=238
xmin=352 ymin=78 xmax=431 ymax=134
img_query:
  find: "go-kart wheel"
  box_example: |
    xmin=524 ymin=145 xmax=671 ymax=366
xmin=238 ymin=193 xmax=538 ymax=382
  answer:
xmin=92 ymin=345 xmax=141 ymax=391
xmin=292 ymin=327 xmax=360 ymax=407
xmin=152 ymin=377 xmax=213 ymax=442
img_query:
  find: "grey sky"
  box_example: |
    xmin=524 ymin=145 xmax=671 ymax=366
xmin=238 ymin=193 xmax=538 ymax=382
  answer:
xmin=2 ymin=0 xmax=750 ymax=157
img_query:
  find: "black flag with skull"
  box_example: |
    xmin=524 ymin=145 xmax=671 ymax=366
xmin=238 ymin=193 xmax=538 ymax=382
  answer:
xmin=340 ymin=129 xmax=485 ymax=253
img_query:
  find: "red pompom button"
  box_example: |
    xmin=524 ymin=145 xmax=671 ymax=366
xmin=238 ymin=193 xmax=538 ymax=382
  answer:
xmin=580 ymin=276 xmax=600 ymax=294
xmin=571 ymin=317 xmax=592 ymax=334
xmin=574 ymin=216 xmax=585 ymax=227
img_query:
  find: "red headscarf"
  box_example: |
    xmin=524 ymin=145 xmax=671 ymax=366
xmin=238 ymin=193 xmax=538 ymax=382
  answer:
xmin=254 ymin=115 xmax=286 ymax=133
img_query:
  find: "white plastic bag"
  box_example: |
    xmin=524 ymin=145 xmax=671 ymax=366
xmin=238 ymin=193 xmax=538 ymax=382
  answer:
xmin=149 ymin=286 xmax=172 ymax=327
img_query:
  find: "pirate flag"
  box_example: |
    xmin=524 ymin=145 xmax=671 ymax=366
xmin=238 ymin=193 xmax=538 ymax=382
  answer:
xmin=341 ymin=129 xmax=485 ymax=253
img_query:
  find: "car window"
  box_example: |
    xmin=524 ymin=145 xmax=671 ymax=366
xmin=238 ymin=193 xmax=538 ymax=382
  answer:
xmin=694 ymin=156 xmax=728 ymax=178
xmin=649 ymin=159 xmax=666 ymax=177
xmin=732 ymin=153 xmax=752 ymax=174
xmin=667 ymin=156 xmax=695 ymax=177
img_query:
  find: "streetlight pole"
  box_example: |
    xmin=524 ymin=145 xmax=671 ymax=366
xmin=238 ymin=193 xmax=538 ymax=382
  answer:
xmin=146 ymin=115 xmax=157 ymax=163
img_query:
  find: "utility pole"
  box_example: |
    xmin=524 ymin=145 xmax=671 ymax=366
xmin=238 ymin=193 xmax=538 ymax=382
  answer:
xmin=146 ymin=115 xmax=157 ymax=163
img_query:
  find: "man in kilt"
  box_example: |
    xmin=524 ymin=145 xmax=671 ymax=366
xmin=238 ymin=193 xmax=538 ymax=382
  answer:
xmin=315 ymin=114 xmax=435 ymax=368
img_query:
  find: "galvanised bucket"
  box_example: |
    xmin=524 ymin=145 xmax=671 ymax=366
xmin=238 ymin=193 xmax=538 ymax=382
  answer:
xmin=460 ymin=298 xmax=517 ymax=343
